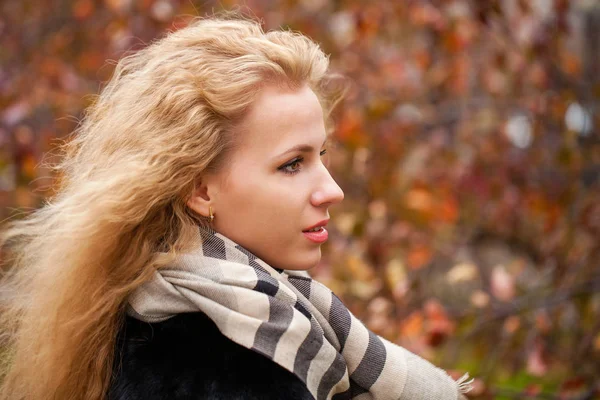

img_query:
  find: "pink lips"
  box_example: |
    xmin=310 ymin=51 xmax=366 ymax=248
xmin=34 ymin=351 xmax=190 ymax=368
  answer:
xmin=303 ymin=228 xmax=328 ymax=243
xmin=302 ymin=219 xmax=329 ymax=244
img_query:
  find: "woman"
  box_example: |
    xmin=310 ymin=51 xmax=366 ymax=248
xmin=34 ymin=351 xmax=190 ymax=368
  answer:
xmin=0 ymin=14 xmax=472 ymax=400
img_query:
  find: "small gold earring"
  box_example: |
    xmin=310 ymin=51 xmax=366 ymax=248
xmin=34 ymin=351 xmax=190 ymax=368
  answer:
xmin=209 ymin=205 xmax=214 ymax=223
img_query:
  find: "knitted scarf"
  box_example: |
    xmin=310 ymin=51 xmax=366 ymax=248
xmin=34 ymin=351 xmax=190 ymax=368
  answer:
xmin=127 ymin=226 xmax=472 ymax=400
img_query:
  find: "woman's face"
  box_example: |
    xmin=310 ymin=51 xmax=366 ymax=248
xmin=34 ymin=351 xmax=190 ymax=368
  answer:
xmin=188 ymin=84 xmax=344 ymax=270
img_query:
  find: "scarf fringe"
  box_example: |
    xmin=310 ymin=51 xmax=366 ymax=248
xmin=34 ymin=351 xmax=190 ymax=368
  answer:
xmin=456 ymin=372 xmax=475 ymax=394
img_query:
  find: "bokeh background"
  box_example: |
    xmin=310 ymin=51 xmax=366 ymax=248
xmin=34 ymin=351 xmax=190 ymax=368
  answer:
xmin=1 ymin=0 xmax=599 ymax=398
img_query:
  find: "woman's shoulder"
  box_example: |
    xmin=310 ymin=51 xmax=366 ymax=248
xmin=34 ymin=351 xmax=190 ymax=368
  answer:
xmin=109 ymin=311 xmax=314 ymax=400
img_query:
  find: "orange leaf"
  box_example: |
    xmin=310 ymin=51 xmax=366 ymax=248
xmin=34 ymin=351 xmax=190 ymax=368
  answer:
xmin=399 ymin=310 xmax=423 ymax=339
xmin=437 ymin=195 xmax=459 ymax=223
xmin=424 ymin=299 xmax=455 ymax=347
xmin=404 ymin=188 xmax=433 ymax=213
xmin=407 ymin=244 xmax=432 ymax=270
xmin=72 ymin=0 xmax=95 ymax=20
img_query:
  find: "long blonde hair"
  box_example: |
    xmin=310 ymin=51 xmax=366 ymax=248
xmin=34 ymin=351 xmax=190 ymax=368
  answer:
xmin=0 ymin=13 xmax=343 ymax=399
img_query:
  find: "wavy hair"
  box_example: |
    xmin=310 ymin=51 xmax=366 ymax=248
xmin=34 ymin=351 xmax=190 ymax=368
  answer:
xmin=0 ymin=12 xmax=344 ymax=399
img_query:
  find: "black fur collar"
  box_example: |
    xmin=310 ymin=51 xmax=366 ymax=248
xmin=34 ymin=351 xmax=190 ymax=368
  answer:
xmin=109 ymin=312 xmax=315 ymax=400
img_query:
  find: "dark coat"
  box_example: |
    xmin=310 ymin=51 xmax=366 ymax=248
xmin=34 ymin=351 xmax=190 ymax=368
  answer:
xmin=109 ymin=312 xmax=315 ymax=400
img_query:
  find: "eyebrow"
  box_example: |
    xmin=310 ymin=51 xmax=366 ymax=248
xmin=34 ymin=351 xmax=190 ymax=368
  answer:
xmin=276 ymin=138 xmax=328 ymax=158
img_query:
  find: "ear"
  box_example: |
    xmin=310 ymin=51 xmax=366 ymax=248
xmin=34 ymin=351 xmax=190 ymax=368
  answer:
xmin=187 ymin=176 xmax=214 ymax=218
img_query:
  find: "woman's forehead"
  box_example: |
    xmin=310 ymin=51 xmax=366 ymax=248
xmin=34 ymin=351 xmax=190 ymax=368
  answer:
xmin=236 ymin=84 xmax=326 ymax=154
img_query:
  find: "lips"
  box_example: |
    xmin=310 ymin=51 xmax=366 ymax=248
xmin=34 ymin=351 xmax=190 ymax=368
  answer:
xmin=302 ymin=219 xmax=329 ymax=232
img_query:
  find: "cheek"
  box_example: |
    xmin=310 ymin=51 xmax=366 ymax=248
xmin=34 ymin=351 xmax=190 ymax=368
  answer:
xmin=221 ymin=170 xmax=287 ymax=219
xmin=218 ymin=160 xmax=316 ymax=237
xmin=246 ymin=183 xmax=300 ymax=224
xmin=232 ymin=180 xmax=306 ymax=236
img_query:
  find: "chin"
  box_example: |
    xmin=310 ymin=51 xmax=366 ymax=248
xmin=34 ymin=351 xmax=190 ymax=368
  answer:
xmin=286 ymin=248 xmax=321 ymax=271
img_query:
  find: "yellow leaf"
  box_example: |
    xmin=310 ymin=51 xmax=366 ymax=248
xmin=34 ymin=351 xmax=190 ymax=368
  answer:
xmin=385 ymin=258 xmax=406 ymax=289
xmin=470 ymin=290 xmax=489 ymax=308
xmin=447 ymin=262 xmax=478 ymax=284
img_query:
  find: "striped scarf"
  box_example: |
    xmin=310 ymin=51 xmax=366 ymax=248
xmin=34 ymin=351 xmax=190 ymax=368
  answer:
xmin=127 ymin=226 xmax=472 ymax=400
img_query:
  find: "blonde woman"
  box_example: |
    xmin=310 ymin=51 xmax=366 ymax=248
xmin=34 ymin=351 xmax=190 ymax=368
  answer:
xmin=0 ymin=13 xmax=472 ymax=400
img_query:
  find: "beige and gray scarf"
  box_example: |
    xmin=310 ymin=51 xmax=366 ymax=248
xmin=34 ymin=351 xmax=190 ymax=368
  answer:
xmin=127 ymin=226 xmax=472 ymax=400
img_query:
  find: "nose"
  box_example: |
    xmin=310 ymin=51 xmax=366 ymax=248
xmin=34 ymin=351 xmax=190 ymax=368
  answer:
xmin=310 ymin=164 xmax=345 ymax=207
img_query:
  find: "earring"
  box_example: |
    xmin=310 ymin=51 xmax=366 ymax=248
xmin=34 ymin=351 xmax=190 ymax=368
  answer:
xmin=209 ymin=205 xmax=214 ymax=223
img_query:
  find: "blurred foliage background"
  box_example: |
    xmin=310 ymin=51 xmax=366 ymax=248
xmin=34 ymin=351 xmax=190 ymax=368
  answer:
xmin=1 ymin=0 xmax=599 ymax=398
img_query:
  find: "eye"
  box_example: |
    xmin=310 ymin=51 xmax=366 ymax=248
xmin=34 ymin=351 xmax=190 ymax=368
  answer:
xmin=279 ymin=157 xmax=303 ymax=175
xmin=319 ymin=148 xmax=330 ymax=167
xmin=278 ymin=149 xmax=328 ymax=176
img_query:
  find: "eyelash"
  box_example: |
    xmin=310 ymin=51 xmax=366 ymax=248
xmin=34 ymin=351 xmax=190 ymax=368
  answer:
xmin=279 ymin=149 xmax=327 ymax=176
